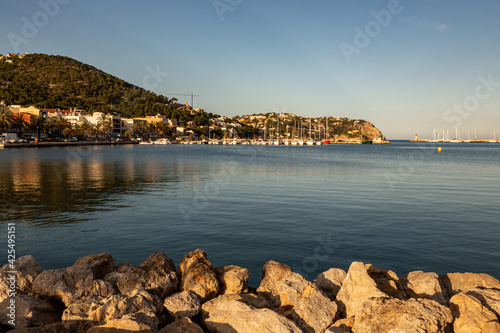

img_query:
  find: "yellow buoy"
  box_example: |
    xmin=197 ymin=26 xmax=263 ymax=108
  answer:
xmin=438 ymin=147 xmax=442 ymax=152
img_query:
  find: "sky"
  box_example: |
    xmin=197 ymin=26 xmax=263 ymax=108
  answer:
xmin=1 ymin=0 xmax=500 ymax=139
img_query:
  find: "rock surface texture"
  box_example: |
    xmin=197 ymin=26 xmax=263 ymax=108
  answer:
xmin=177 ymin=249 xmax=220 ymax=303
xmin=5 ymin=253 xmax=500 ymax=333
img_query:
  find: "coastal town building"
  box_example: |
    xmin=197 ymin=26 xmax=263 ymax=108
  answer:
xmin=8 ymin=105 xmax=48 ymax=118
xmin=84 ymin=112 xmax=123 ymax=136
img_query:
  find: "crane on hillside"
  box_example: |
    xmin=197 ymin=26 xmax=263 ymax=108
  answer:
xmin=166 ymin=92 xmax=200 ymax=109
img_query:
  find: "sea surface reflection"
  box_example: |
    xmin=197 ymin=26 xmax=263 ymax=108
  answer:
xmin=1 ymin=142 xmax=499 ymax=285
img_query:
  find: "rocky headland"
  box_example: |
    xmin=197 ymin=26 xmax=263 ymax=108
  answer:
xmin=1 ymin=249 xmax=500 ymax=333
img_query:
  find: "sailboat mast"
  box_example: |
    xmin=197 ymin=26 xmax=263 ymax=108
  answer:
xmin=276 ymin=111 xmax=279 ymax=144
xmin=326 ymin=117 xmax=328 ymax=141
xmin=309 ymin=117 xmax=312 ymax=140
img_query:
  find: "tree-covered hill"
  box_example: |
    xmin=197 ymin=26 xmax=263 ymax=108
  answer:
xmin=0 ymin=53 xmax=208 ymax=121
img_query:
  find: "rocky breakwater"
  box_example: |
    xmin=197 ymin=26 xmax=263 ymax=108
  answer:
xmin=1 ymin=250 xmax=500 ymax=333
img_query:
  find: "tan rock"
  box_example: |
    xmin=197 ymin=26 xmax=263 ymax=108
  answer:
xmin=365 ymin=263 xmax=406 ymax=299
xmin=163 ymin=291 xmax=201 ymax=320
xmin=326 ymin=326 xmax=350 ymax=333
xmin=466 ymin=288 xmax=500 ymax=318
xmin=315 ymin=268 xmax=347 ymax=301
xmin=335 ymin=262 xmax=388 ymax=318
xmin=87 ymin=314 xmax=154 ymax=332
xmin=74 ymin=253 xmax=116 ymax=279
xmin=200 ymin=292 xmax=276 ymax=311
xmin=332 ymin=317 xmax=354 ymax=333
xmin=0 ymin=255 xmax=43 ymax=302
xmin=450 ymin=293 xmax=499 ymax=333
xmin=202 ymin=297 xmax=302 ymax=333
xmin=62 ymin=299 xmax=102 ymax=332
xmin=177 ymin=249 xmax=219 ymax=302
xmin=115 ymin=262 xmax=136 ymax=273
xmin=215 ymin=265 xmax=250 ymax=294
xmin=93 ymin=292 xmax=158 ymax=328
xmin=117 ymin=252 xmax=178 ymax=299
xmin=401 ymin=270 xmax=449 ymax=305
xmin=257 ymin=260 xmax=293 ymax=294
xmin=264 ymin=271 xmax=337 ymax=333
xmin=0 ymin=295 xmax=62 ymax=329
xmin=352 ymin=297 xmax=453 ymax=333
xmin=483 ymin=321 xmax=500 ymax=333
xmin=158 ymin=317 xmax=204 ymax=333
xmin=62 ymin=290 xmax=159 ymax=332
xmin=441 ymin=272 xmax=500 ymax=297
xmin=32 ymin=264 xmax=115 ymax=306
xmin=103 ymin=271 xmax=123 ymax=290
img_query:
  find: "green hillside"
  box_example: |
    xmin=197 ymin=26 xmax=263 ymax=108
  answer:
xmin=0 ymin=53 xmax=210 ymax=122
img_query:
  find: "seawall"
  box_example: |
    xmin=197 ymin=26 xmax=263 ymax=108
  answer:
xmin=1 ymin=250 xmax=499 ymax=332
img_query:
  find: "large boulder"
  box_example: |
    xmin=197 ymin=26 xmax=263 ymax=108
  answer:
xmin=401 ymin=270 xmax=449 ymax=305
xmin=450 ymin=292 xmax=500 ymax=333
xmin=202 ymin=297 xmax=302 ymax=333
xmin=352 ymin=297 xmax=453 ymax=333
xmin=163 ymin=291 xmax=201 ymax=321
xmin=215 ymin=265 xmax=250 ymax=295
xmin=365 ymin=263 xmax=406 ymax=299
xmin=177 ymin=249 xmax=219 ymax=302
xmin=466 ymin=288 xmax=500 ymax=319
xmin=62 ymin=290 xmax=159 ymax=332
xmin=117 ymin=252 xmax=178 ymax=299
xmin=258 ymin=262 xmax=337 ymax=333
xmin=441 ymin=272 xmax=500 ymax=297
xmin=74 ymin=253 xmax=116 ymax=279
xmin=158 ymin=317 xmax=204 ymax=333
xmin=0 ymin=295 xmax=62 ymax=329
xmin=335 ymin=262 xmax=389 ymax=318
xmin=315 ymin=268 xmax=347 ymax=301
xmin=0 ymin=255 xmax=43 ymax=302
xmin=257 ymin=260 xmax=293 ymax=295
xmin=32 ymin=264 xmax=115 ymax=306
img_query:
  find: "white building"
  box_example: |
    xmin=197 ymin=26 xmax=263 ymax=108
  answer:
xmin=85 ymin=112 xmax=122 ymax=136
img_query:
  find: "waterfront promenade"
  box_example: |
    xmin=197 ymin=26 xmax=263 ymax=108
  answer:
xmin=0 ymin=140 xmax=138 ymax=149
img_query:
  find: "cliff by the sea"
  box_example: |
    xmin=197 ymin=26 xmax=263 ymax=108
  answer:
xmin=1 ymin=249 xmax=499 ymax=332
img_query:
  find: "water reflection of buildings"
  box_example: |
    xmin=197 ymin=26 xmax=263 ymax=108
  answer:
xmin=0 ymin=151 xmax=192 ymax=223
xmin=10 ymin=159 xmax=42 ymax=193
xmin=66 ymin=158 xmax=85 ymax=191
xmin=87 ymin=160 xmax=105 ymax=189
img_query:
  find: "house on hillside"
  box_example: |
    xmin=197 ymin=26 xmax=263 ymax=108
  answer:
xmin=8 ymin=105 xmax=48 ymax=118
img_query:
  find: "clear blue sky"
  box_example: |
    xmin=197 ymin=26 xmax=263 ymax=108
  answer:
xmin=1 ymin=0 xmax=500 ymax=139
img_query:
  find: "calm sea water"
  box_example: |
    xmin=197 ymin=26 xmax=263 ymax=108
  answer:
xmin=1 ymin=141 xmax=499 ymax=285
